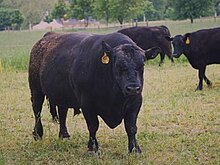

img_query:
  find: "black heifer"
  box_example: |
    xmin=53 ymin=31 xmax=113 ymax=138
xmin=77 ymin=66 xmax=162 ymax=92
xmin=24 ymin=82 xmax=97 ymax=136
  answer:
xmin=166 ymin=27 xmax=220 ymax=90
xmin=118 ymin=25 xmax=173 ymax=65
xmin=29 ymin=32 xmax=161 ymax=153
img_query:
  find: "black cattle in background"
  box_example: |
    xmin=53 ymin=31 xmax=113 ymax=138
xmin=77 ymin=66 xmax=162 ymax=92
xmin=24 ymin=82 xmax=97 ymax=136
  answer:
xmin=29 ymin=32 xmax=161 ymax=153
xmin=118 ymin=25 xmax=173 ymax=66
xmin=166 ymin=27 xmax=220 ymax=90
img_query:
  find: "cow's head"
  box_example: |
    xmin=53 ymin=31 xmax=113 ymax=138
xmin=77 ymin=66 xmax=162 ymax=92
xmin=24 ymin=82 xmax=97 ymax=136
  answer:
xmin=102 ymin=41 xmax=160 ymax=96
xmin=166 ymin=33 xmax=190 ymax=58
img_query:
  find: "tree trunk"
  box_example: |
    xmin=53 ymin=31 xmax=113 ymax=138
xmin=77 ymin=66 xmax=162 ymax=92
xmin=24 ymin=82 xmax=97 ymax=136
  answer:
xmin=190 ymin=16 xmax=194 ymax=23
xmin=118 ymin=17 xmax=123 ymax=27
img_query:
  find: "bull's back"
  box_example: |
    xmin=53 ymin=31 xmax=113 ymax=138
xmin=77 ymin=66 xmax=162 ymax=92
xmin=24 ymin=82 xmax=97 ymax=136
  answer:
xmin=190 ymin=28 xmax=220 ymax=63
xmin=118 ymin=26 xmax=171 ymax=55
xmin=29 ymin=32 xmax=90 ymax=107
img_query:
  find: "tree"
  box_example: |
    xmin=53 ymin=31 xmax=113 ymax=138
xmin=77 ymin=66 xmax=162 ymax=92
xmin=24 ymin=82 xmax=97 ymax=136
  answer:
xmin=69 ymin=0 xmax=93 ymax=26
xmin=1 ymin=0 xmax=56 ymax=27
xmin=93 ymin=0 xmax=110 ymax=25
xmin=109 ymin=0 xmax=147 ymax=25
xmin=0 ymin=8 xmax=24 ymax=30
xmin=215 ymin=0 xmax=220 ymax=15
xmin=129 ymin=0 xmax=148 ymax=21
xmin=51 ymin=0 xmax=68 ymax=20
xmin=172 ymin=0 xmax=215 ymax=23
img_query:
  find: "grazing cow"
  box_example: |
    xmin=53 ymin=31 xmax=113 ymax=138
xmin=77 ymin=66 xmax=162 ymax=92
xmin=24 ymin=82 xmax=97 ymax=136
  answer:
xmin=29 ymin=32 xmax=161 ymax=153
xmin=118 ymin=25 xmax=173 ymax=65
xmin=166 ymin=27 xmax=220 ymax=90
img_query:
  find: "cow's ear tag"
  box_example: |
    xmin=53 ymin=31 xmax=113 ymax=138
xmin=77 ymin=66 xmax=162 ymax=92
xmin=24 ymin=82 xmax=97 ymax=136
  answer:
xmin=101 ymin=52 xmax=109 ymax=64
xmin=186 ymin=37 xmax=190 ymax=44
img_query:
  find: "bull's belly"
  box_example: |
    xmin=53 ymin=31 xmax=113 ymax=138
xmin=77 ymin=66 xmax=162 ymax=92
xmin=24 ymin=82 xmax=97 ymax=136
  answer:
xmin=40 ymin=72 xmax=79 ymax=108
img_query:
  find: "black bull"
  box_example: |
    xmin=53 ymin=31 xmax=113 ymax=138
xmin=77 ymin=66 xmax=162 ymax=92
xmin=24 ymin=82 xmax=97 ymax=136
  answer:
xmin=118 ymin=25 xmax=173 ymax=66
xmin=28 ymin=32 xmax=161 ymax=153
xmin=166 ymin=27 xmax=220 ymax=90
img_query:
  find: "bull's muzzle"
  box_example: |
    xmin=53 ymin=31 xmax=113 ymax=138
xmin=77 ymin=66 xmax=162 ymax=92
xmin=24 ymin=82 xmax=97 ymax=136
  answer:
xmin=173 ymin=52 xmax=181 ymax=58
xmin=125 ymin=84 xmax=141 ymax=95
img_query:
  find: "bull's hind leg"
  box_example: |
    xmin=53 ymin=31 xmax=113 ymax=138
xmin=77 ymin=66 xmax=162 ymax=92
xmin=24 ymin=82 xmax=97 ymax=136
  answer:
xmin=159 ymin=52 xmax=165 ymax=66
xmin=204 ymin=75 xmax=212 ymax=88
xmin=197 ymin=66 xmax=206 ymax=90
xmin=31 ymin=91 xmax=45 ymax=140
xmin=49 ymin=100 xmax=59 ymax=123
xmin=58 ymin=106 xmax=70 ymax=139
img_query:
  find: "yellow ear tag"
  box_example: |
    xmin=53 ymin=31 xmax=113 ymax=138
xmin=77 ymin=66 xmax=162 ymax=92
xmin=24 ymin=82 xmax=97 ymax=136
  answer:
xmin=101 ymin=52 xmax=109 ymax=64
xmin=186 ymin=37 xmax=190 ymax=44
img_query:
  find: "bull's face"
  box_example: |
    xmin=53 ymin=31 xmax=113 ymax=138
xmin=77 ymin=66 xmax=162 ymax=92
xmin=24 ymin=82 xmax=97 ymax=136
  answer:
xmin=113 ymin=44 xmax=145 ymax=96
xmin=172 ymin=35 xmax=185 ymax=57
xmin=102 ymin=41 xmax=160 ymax=96
xmin=166 ymin=33 xmax=191 ymax=58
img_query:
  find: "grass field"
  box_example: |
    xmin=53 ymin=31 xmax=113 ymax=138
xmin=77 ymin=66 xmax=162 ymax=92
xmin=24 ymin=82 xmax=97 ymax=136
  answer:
xmin=0 ymin=18 xmax=219 ymax=164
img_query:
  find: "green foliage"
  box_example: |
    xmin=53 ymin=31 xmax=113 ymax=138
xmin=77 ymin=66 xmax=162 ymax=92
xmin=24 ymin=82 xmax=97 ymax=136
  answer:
xmin=172 ymin=0 xmax=215 ymax=23
xmin=109 ymin=0 xmax=147 ymax=25
xmin=143 ymin=1 xmax=157 ymax=21
xmin=93 ymin=0 xmax=110 ymax=25
xmin=51 ymin=0 xmax=68 ymax=20
xmin=70 ymin=0 xmax=92 ymax=19
xmin=0 ymin=0 xmax=56 ymax=28
xmin=0 ymin=8 xmax=23 ymax=30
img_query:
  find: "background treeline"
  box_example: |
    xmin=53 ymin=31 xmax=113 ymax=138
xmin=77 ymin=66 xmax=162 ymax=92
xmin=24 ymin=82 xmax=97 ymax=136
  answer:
xmin=0 ymin=0 xmax=220 ymax=30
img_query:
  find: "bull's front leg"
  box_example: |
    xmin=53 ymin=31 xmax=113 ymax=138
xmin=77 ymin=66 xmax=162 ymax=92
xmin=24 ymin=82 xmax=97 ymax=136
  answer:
xmin=124 ymin=109 xmax=141 ymax=154
xmin=82 ymin=109 xmax=99 ymax=152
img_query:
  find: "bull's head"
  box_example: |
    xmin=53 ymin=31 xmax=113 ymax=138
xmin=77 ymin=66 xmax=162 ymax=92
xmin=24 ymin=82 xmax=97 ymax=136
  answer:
xmin=102 ymin=41 xmax=160 ymax=96
xmin=166 ymin=33 xmax=191 ymax=58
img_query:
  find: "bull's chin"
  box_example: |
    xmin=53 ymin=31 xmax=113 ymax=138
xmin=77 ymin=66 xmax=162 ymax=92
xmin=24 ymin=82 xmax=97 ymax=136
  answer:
xmin=124 ymin=91 xmax=141 ymax=96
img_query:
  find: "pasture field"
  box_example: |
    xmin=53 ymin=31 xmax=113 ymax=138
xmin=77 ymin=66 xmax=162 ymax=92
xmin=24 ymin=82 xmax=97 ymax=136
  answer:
xmin=0 ymin=64 xmax=219 ymax=164
xmin=0 ymin=18 xmax=220 ymax=164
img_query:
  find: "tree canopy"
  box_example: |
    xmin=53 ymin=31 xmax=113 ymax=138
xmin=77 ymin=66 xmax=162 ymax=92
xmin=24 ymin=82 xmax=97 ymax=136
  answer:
xmin=0 ymin=0 xmax=218 ymax=30
xmin=172 ymin=0 xmax=215 ymax=23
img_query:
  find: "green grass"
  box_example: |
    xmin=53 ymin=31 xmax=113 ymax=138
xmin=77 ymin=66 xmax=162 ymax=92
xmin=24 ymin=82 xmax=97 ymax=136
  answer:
xmin=0 ymin=18 xmax=220 ymax=164
xmin=0 ymin=64 xmax=219 ymax=164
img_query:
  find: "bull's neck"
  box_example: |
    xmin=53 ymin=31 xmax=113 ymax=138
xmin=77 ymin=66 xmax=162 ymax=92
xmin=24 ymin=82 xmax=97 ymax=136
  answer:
xmin=183 ymin=45 xmax=191 ymax=61
xmin=183 ymin=45 xmax=197 ymax=68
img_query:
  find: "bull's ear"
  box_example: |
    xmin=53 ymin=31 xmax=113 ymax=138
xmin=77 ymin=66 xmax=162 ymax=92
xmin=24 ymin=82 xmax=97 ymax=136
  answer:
xmin=183 ymin=33 xmax=191 ymax=45
xmin=101 ymin=41 xmax=112 ymax=64
xmin=145 ymin=47 xmax=161 ymax=61
xmin=102 ymin=40 xmax=112 ymax=54
xmin=165 ymin=36 xmax=173 ymax=42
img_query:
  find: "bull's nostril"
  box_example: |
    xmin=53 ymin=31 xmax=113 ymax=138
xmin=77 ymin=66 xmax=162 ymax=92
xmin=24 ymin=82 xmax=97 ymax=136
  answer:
xmin=136 ymin=86 xmax=140 ymax=91
xmin=126 ymin=86 xmax=141 ymax=93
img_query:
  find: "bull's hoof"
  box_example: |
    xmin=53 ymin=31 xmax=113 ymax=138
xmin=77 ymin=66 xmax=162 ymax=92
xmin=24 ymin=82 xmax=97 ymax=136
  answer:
xmin=87 ymin=149 xmax=101 ymax=157
xmin=196 ymin=85 xmax=203 ymax=91
xmin=129 ymin=146 xmax=142 ymax=154
xmin=207 ymin=82 xmax=212 ymax=88
xmin=87 ymin=150 xmax=96 ymax=155
xmin=33 ymin=131 xmax=42 ymax=141
xmin=59 ymin=132 xmax=70 ymax=139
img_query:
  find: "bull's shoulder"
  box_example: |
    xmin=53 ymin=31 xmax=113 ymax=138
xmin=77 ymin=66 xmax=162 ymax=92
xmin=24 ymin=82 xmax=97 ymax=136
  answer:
xmin=80 ymin=32 xmax=134 ymax=49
